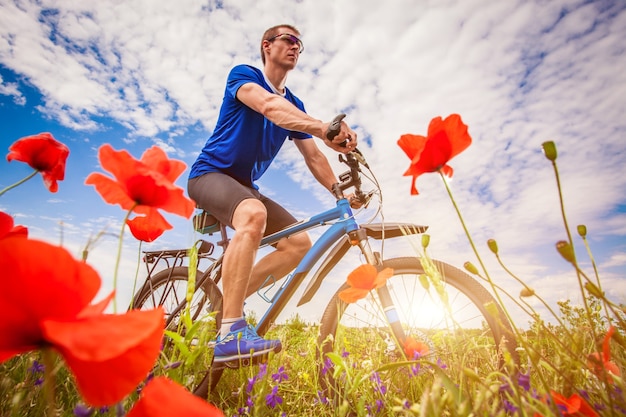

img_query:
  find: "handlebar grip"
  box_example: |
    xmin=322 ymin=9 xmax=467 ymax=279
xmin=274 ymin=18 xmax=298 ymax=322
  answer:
xmin=326 ymin=113 xmax=346 ymax=141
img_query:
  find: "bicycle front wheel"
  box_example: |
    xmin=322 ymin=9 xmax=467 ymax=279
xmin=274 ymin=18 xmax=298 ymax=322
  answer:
xmin=318 ymin=257 xmax=517 ymax=398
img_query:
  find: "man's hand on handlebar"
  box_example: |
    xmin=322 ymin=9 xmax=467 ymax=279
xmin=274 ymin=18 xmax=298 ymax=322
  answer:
xmin=323 ymin=114 xmax=358 ymax=153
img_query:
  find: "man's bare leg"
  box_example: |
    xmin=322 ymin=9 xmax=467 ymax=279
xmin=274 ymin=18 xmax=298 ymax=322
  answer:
xmin=221 ymin=198 xmax=267 ymax=321
xmin=245 ymin=233 xmax=311 ymax=298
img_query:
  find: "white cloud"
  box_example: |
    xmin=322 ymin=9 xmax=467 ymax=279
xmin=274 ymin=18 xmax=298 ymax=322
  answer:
xmin=1 ymin=0 xmax=625 ymax=327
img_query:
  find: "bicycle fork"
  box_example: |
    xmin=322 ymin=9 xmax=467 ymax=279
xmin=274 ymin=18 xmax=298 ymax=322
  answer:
xmin=350 ymin=228 xmax=408 ymax=349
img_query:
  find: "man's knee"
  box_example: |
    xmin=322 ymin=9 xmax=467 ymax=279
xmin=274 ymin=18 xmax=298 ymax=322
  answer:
xmin=233 ymin=199 xmax=267 ymax=239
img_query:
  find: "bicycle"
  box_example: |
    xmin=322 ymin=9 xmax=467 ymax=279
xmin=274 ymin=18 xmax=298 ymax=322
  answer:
xmin=130 ymin=115 xmax=518 ymax=400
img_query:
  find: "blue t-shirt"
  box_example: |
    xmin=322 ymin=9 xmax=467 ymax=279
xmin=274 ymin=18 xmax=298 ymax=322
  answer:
xmin=189 ymin=64 xmax=311 ymax=188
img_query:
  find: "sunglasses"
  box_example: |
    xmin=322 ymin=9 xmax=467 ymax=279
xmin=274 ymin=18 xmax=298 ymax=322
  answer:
xmin=266 ymin=33 xmax=304 ymax=53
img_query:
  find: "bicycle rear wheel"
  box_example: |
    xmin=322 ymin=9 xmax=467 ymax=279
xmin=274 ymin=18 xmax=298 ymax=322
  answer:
xmin=131 ymin=266 xmax=223 ymax=332
xmin=318 ymin=256 xmax=517 ymax=400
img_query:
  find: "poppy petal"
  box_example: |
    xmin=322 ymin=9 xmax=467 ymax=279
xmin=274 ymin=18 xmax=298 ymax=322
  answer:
xmin=372 ymin=268 xmax=394 ymax=289
xmin=6 ymin=133 xmax=69 ymax=192
xmin=338 ymin=287 xmax=370 ymax=303
xmin=127 ymin=214 xmax=171 ymax=242
xmin=140 ymin=147 xmax=188 ymax=183
xmin=0 ymin=239 xmax=100 ymax=358
xmin=346 ymin=264 xmax=377 ymax=290
xmin=41 ymin=308 xmax=164 ymax=406
xmin=85 ymin=173 xmax=137 ymax=210
xmin=0 ymin=211 xmax=28 ymax=239
xmin=127 ymin=376 xmax=224 ymax=417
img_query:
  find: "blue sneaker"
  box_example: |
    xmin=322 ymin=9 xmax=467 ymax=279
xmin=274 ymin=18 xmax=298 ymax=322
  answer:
xmin=213 ymin=319 xmax=281 ymax=363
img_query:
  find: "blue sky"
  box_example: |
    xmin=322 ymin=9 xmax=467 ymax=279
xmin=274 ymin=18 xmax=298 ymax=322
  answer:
xmin=1 ymin=0 xmax=625 ymax=326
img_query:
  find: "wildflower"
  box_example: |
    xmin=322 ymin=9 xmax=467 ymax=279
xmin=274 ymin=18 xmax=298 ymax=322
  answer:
xmin=397 ymin=114 xmax=472 ymax=195
xmin=5 ymin=132 xmax=69 ymax=193
xmin=73 ymin=403 xmax=95 ymax=417
xmin=370 ymin=372 xmax=387 ymax=395
xmin=0 ymin=237 xmax=164 ymax=406
xmin=316 ymin=391 xmax=329 ymax=405
xmin=28 ymin=359 xmax=45 ymax=386
xmin=403 ymin=336 xmax=429 ymax=359
xmin=587 ymin=326 xmax=621 ymax=383
xmin=85 ymin=144 xmax=195 ymax=242
xmin=265 ymin=385 xmax=283 ymax=409
xmin=339 ymin=264 xmax=394 ymax=303
xmin=321 ymin=356 xmax=333 ymax=376
xmin=126 ymin=376 xmax=224 ymax=417
xmin=272 ymin=366 xmax=289 ymax=383
xmin=541 ymin=391 xmax=599 ymax=417
xmin=0 ymin=211 xmax=28 ymax=239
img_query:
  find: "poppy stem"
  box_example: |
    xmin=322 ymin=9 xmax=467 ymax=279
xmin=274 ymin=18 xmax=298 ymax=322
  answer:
xmin=112 ymin=206 xmax=136 ymax=312
xmin=438 ymin=172 xmax=519 ymax=335
xmin=42 ymin=348 xmax=58 ymax=417
xmin=0 ymin=169 xmax=38 ymax=197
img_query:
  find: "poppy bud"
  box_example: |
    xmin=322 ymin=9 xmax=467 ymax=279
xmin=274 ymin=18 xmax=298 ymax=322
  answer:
xmin=464 ymin=262 xmax=479 ymax=275
xmin=487 ymin=239 xmax=498 ymax=254
xmin=584 ymin=282 xmax=604 ymax=299
xmin=556 ymin=241 xmax=575 ymax=264
xmin=577 ymin=225 xmax=587 ymax=238
xmin=421 ymin=234 xmax=430 ymax=249
xmin=520 ymin=287 xmax=535 ymax=297
xmin=541 ymin=141 xmax=557 ymax=161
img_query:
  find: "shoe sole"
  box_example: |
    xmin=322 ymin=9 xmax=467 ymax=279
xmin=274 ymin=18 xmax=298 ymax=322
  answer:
xmin=213 ymin=343 xmax=282 ymax=364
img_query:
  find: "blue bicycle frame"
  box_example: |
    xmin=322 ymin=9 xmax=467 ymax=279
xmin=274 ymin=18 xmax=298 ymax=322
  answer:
xmin=254 ymin=197 xmax=359 ymax=334
xmin=253 ymin=197 xmax=425 ymax=335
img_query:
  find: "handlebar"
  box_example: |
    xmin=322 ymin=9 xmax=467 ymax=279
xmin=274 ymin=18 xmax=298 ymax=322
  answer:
xmin=327 ymin=113 xmax=373 ymax=205
xmin=331 ymin=149 xmax=371 ymax=205
xmin=326 ymin=113 xmax=349 ymax=147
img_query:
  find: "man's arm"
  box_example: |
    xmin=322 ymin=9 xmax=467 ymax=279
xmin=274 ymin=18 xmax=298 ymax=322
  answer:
xmin=236 ymin=82 xmax=357 ymax=152
xmin=293 ymin=138 xmax=338 ymax=192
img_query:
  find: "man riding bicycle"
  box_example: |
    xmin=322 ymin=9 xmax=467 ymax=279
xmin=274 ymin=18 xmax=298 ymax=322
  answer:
xmin=188 ymin=24 xmax=358 ymax=363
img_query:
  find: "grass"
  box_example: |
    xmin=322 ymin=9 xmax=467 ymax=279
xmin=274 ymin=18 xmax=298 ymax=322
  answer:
xmin=2 ymin=300 xmax=624 ymax=416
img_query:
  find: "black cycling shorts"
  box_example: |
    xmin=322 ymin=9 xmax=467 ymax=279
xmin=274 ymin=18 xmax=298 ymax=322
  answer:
xmin=187 ymin=172 xmax=297 ymax=236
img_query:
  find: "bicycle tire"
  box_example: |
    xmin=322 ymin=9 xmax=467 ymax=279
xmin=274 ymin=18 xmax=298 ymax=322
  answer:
xmin=318 ymin=256 xmax=517 ymax=399
xmin=131 ymin=266 xmax=223 ymax=331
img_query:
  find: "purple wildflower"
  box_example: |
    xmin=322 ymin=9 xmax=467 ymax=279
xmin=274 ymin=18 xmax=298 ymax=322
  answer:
xmin=265 ymin=385 xmax=283 ymax=408
xmin=272 ymin=366 xmax=289 ymax=383
xmin=316 ymin=391 xmax=329 ymax=405
xmin=517 ymin=371 xmax=530 ymax=391
xmin=321 ymin=357 xmax=333 ymax=376
xmin=370 ymin=372 xmax=387 ymax=395
xmin=376 ymin=399 xmax=384 ymax=413
xmin=73 ymin=404 xmax=94 ymax=417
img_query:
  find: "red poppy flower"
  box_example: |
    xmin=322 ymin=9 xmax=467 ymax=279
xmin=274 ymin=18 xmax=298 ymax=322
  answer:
xmin=85 ymin=144 xmax=195 ymax=242
xmin=403 ymin=336 xmax=430 ymax=359
xmin=547 ymin=391 xmax=598 ymax=417
xmin=0 ymin=238 xmax=164 ymax=406
xmin=127 ymin=376 xmax=225 ymax=417
xmin=0 ymin=211 xmax=28 ymax=239
xmin=6 ymin=132 xmax=69 ymax=193
xmin=587 ymin=326 xmax=621 ymax=383
xmin=397 ymin=114 xmax=472 ymax=195
xmin=339 ymin=265 xmax=394 ymax=303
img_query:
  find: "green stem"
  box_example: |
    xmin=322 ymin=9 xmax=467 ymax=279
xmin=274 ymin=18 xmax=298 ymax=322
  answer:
xmin=438 ymin=172 xmax=520 ymax=336
xmin=550 ymin=161 xmax=598 ymax=341
xmin=112 ymin=205 xmax=136 ymax=312
xmin=128 ymin=240 xmax=143 ymax=310
xmin=42 ymin=348 xmax=57 ymax=417
xmin=0 ymin=169 xmax=38 ymax=197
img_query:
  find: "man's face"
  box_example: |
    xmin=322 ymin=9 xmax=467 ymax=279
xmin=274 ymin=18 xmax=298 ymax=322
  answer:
xmin=265 ymin=30 xmax=303 ymax=69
